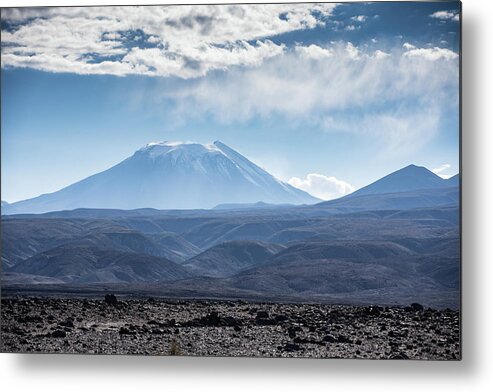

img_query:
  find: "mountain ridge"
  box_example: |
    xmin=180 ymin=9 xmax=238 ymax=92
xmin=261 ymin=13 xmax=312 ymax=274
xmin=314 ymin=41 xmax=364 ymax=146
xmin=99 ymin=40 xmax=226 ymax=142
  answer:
xmin=3 ymin=141 xmax=319 ymax=214
xmin=346 ymin=164 xmax=455 ymax=198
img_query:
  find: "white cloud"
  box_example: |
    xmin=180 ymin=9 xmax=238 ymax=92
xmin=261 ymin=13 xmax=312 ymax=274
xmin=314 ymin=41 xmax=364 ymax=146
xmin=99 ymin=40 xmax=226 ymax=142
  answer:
xmin=160 ymin=42 xmax=458 ymax=153
xmin=289 ymin=173 xmax=355 ymax=200
xmin=147 ymin=35 xmax=160 ymax=44
xmin=295 ymin=44 xmax=333 ymax=59
xmin=403 ymin=46 xmax=458 ymax=61
xmin=432 ymin=164 xmax=454 ymax=179
xmin=403 ymin=42 xmax=416 ymax=50
xmin=373 ymin=50 xmax=390 ymax=59
xmin=345 ymin=42 xmax=359 ymax=59
xmin=430 ymin=11 xmax=460 ymax=22
xmin=120 ymin=39 xmax=285 ymax=78
xmin=1 ymin=4 xmax=337 ymax=78
xmin=350 ymin=15 xmax=367 ymax=23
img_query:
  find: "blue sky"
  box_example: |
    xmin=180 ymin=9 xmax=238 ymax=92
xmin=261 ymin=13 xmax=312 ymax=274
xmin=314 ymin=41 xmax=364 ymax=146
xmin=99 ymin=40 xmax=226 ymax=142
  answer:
xmin=1 ymin=2 xmax=460 ymax=202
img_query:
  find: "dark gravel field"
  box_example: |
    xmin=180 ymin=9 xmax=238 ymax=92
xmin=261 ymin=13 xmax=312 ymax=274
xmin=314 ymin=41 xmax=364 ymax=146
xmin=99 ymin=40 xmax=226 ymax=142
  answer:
xmin=0 ymin=296 xmax=460 ymax=359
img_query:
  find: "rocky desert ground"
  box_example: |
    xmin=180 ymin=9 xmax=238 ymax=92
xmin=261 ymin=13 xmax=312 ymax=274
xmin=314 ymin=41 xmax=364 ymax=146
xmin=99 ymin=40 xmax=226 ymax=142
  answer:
xmin=0 ymin=296 xmax=460 ymax=359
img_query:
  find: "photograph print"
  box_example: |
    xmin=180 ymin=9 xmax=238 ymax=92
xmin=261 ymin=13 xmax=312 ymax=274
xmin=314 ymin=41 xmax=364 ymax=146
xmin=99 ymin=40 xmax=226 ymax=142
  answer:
xmin=0 ymin=1 xmax=460 ymax=359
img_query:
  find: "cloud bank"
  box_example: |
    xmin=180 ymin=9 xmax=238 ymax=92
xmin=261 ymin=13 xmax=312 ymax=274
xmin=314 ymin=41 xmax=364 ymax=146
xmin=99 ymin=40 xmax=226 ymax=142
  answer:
xmin=1 ymin=4 xmax=336 ymax=78
xmin=1 ymin=5 xmax=459 ymax=155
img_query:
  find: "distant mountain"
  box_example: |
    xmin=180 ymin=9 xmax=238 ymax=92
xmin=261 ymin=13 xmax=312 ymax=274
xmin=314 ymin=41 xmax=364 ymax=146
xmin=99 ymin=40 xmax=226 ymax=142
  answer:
xmin=315 ymin=165 xmax=459 ymax=212
xmin=9 ymin=245 xmax=193 ymax=284
xmin=347 ymin=164 xmax=451 ymax=198
xmin=1 ymin=200 xmax=8 ymax=206
xmin=182 ymin=240 xmax=284 ymax=277
xmin=3 ymin=141 xmax=319 ymax=214
xmin=213 ymin=201 xmax=293 ymax=210
xmin=446 ymin=174 xmax=459 ymax=186
xmin=316 ymin=186 xmax=459 ymax=212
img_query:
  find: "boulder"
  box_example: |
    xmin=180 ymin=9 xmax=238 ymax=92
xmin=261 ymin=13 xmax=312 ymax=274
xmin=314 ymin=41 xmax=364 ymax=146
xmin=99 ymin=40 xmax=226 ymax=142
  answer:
xmin=104 ymin=294 xmax=118 ymax=306
xmin=52 ymin=330 xmax=67 ymax=338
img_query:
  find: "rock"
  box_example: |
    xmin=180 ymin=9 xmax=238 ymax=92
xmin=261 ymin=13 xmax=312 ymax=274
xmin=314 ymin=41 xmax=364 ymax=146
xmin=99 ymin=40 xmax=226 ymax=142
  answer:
xmin=283 ymin=343 xmax=301 ymax=352
xmin=17 ymin=315 xmax=43 ymax=323
xmin=12 ymin=326 xmax=26 ymax=336
xmin=222 ymin=316 xmax=240 ymax=327
xmin=59 ymin=319 xmax=75 ymax=328
xmin=293 ymin=337 xmax=307 ymax=344
xmin=410 ymin=303 xmax=424 ymax=311
xmin=337 ymin=335 xmax=351 ymax=343
xmin=322 ymin=334 xmax=337 ymax=343
xmin=255 ymin=318 xmax=276 ymax=326
xmin=167 ymin=319 xmax=176 ymax=327
xmin=256 ymin=311 xmax=269 ymax=319
xmin=104 ymin=294 xmax=118 ymax=306
xmin=199 ymin=311 xmax=221 ymax=326
xmin=391 ymin=352 xmax=409 ymax=359
xmin=274 ymin=314 xmax=288 ymax=323
xmin=119 ymin=327 xmax=135 ymax=335
xmin=52 ymin=330 xmax=67 ymax=338
xmin=364 ymin=306 xmax=382 ymax=316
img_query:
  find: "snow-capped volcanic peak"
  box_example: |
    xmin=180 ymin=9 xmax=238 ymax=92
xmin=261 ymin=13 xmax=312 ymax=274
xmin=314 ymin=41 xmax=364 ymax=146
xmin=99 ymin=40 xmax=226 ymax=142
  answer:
xmin=4 ymin=141 xmax=320 ymax=214
xmin=138 ymin=141 xmax=223 ymax=159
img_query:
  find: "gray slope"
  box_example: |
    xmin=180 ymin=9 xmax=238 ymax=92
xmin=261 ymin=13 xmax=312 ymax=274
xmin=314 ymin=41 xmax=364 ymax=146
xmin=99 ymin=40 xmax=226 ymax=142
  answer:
xmin=182 ymin=240 xmax=285 ymax=277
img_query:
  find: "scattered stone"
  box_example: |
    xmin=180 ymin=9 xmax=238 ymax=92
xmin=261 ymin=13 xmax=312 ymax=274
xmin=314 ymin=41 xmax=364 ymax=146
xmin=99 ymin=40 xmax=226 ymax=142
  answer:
xmin=0 ymin=297 xmax=460 ymax=359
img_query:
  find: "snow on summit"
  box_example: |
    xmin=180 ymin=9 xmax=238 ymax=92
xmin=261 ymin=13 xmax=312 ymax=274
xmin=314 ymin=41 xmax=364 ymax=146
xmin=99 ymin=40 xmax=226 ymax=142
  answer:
xmin=140 ymin=141 xmax=224 ymax=159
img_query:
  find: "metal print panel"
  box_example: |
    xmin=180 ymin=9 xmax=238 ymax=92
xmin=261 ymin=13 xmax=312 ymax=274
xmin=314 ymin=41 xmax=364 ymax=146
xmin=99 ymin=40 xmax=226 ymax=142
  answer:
xmin=0 ymin=1 xmax=461 ymax=359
